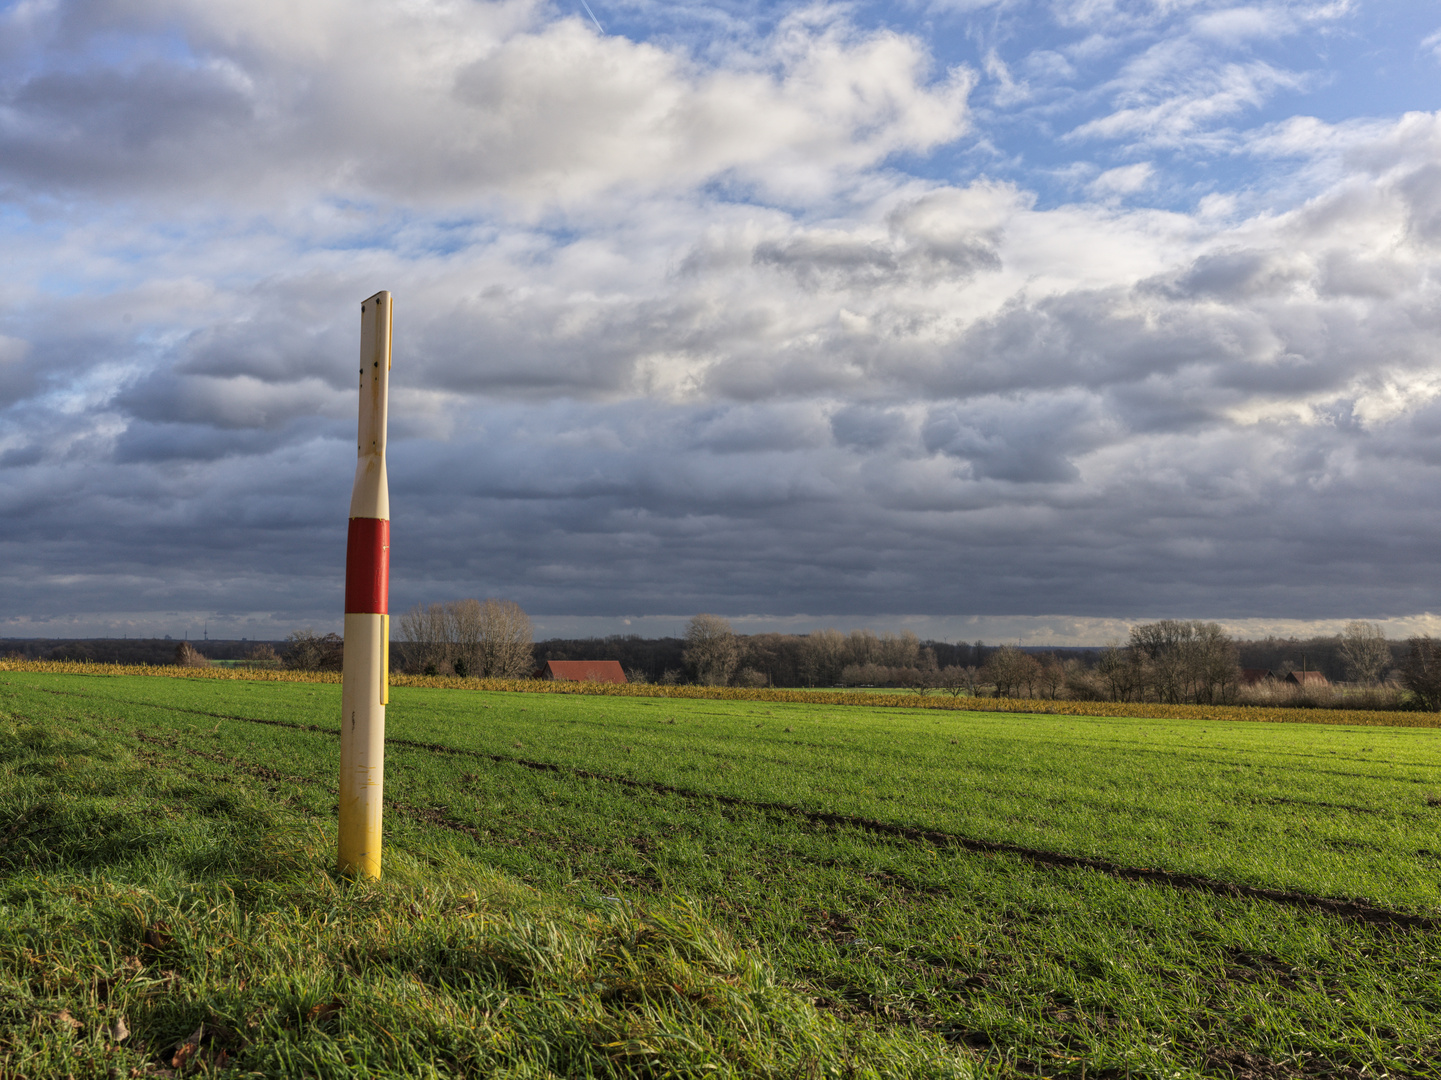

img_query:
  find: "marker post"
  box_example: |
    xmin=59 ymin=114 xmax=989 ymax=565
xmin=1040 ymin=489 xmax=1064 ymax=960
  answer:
xmin=338 ymin=291 xmax=392 ymax=879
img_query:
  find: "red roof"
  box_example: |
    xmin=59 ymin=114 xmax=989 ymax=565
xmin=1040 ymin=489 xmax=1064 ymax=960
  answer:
xmin=1285 ymin=670 xmax=1329 ymax=686
xmin=540 ymin=660 xmax=627 ymax=684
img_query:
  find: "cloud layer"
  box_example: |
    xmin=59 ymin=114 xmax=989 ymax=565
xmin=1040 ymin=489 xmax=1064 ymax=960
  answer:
xmin=2 ymin=0 xmax=1440 ymax=639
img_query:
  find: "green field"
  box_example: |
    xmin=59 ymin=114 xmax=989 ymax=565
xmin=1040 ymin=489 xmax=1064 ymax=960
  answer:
xmin=3 ymin=672 xmax=1440 ymax=1078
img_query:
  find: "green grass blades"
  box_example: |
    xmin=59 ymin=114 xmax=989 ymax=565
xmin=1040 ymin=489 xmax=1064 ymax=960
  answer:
xmin=3 ymin=672 xmax=1440 ymax=1077
xmin=34 ymin=671 xmax=1436 ymax=909
xmin=0 ymin=691 xmax=967 ymax=1078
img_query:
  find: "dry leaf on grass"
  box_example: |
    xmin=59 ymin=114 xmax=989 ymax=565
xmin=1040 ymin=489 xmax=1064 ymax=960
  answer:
xmin=306 ymin=1001 xmax=344 ymax=1024
xmin=171 ymin=1023 xmax=204 ymax=1069
xmin=143 ymin=922 xmax=173 ymax=952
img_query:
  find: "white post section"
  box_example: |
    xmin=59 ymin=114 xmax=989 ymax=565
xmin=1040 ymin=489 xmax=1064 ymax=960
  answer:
xmin=338 ymin=291 xmax=392 ymax=879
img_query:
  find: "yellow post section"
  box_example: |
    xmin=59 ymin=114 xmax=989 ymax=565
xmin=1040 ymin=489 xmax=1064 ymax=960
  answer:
xmin=339 ymin=612 xmax=387 ymax=878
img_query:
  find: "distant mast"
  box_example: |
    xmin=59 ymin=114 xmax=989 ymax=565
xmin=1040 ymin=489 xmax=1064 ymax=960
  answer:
xmin=338 ymin=291 xmax=392 ymax=879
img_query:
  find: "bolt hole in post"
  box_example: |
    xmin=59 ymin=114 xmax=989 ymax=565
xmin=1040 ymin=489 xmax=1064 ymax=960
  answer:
xmin=339 ymin=291 xmax=392 ymax=879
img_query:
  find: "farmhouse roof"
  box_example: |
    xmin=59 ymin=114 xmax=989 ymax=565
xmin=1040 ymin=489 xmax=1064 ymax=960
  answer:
xmin=1239 ymin=668 xmax=1276 ymax=685
xmin=539 ymin=659 xmax=627 ymax=684
xmin=1285 ymin=669 xmax=1329 ymax=686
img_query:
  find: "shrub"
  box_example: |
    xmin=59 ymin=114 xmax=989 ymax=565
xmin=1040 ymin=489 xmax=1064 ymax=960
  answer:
xmin=732 ymin=667 xmax=767 ymax=688
xmin=173 ymin=642 xmax=210 ymax=668
xmin=243 ymin=643 xmax=280 ymax=669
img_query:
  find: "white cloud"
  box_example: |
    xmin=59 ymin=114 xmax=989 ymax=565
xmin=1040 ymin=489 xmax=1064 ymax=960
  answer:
xmin=1088 ymin=161 xmax=1155 ymax=196
xmin=0 ymin=1 xmax=975 ymax=210
xmin=1051 ymin=2 xmax=1349 ymax=151
xmin=1071 ymin=54 xmax=1304 ymax=146
xmin=1423 ymin=29 xmax=1441 ymax=63
xmin=1191 ymin=6 xmax=1294 ymax=45
xmin=4 ymin=0 xmax=1441 ymax=629
xmin=982 ymin=47 xmax=1031 ymax=105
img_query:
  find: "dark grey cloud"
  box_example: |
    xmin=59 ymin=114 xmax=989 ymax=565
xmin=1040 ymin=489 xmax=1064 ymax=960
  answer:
xmin=117 ymin=373 xmax=349 ymax=430
xmin=0 ymin=64 xmax=256 ymax=191
xmin=111 ymin=420 xmax=334 ymax=464
xmin=829 ymin=405 xmax=913 ymax=450
xmin=3 ymin=1 xmax=1441 ymax=638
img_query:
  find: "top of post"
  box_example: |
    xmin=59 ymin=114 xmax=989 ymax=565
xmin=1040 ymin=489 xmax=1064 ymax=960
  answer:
xmin=357 ymin=292 xmax=392 ymax=452
xmin=351 ymin=291 xmax=392 ymax=520
xmin=360 ymin=291 xmax=393 ymax=370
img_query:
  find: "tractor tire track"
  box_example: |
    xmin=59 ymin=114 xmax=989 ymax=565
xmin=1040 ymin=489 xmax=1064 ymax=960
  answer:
xmin=118 ymin=712 xmax=1441 ymax=931
xmin=128 ymin=730 xmax=556 ymax=867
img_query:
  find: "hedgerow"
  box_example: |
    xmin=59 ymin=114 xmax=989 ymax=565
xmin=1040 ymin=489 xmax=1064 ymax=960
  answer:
xmin=5 ymin=658 xmax=1439 ymax=728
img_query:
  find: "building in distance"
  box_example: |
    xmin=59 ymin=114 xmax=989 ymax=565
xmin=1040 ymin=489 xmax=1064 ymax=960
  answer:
xmin=537 ymin=660 xmax=627 ymax=684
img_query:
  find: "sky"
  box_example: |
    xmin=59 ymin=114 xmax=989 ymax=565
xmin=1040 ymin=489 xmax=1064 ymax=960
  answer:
xmin=2 ymin=0 xmax=1441 ymax=645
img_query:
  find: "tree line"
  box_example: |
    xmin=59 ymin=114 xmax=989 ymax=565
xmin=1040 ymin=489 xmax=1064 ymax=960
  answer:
xmin=21 ymin=603 xmax=1441 ymax=710
xmin=268 ymin=611 xmax=1432 ymax=708
xmin=618 ymin=615 xmax=1441 ymax=710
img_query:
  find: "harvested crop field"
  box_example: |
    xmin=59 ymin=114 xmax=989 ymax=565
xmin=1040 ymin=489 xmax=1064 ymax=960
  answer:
xmin=3 ymin=671 xmax=1439 ymax=1078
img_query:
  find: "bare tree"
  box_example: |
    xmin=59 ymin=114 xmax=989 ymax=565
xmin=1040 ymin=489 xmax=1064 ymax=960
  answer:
xmin=1063 ymin=658 xmax=1104 ymax=700
xmin=284 ymin=628 xmax=343 ymax=671
xmin=1192 ymin=622 xmax=1240 ymax=704
xmin=684 ymin=614 xmax=739 ymax=685
xmin=938 ymin=665 xmax=970 ymax=698
xmin=1036 ymin=654 xmax=1065 ymax=699
xmin=876 ymin=631 xmax=921 ymax=669
xmin=1129 ymin=620 xmax=1237 ymax=703
xmin=398 ymin=599 xmax=532 ymax=677
xmin=899 ymin=648 xmax=940 ymax=695
xmin=472 ymin=599 xmax=534 ymax=677
xmin=799 ymin=628 xmax=847 ymax=686
xmin=840 ymin=662 xmax=886 ymax=686
xmin=982 ymin=645 xmax=1030 ymax=697
xmin=1339 ymin=621 xmax=1390 ymax=685
xmin=738 ymin=633 xmax=790 ymax=686
xmin=1402 ymin=637 xmax=1441 ymax=710
xmin=1016 ymin=652 xmax=1043 ymax=697
xmin=1096 ymin=642 xmax=1143 ymax=701
xmin=444 ymin=599 xmax=482 ymax=676
xmin=844 ymin=630 xmax=879 ymax=667
xmin=398 ymin=603 xmax=451 ymax=674
xmin=962 ymin=665 xmax=981 ymax=696
xmin=1129 ymin=621 xmax=1191 ymax=703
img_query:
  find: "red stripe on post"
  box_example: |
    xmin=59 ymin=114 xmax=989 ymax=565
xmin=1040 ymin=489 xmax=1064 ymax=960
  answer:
xmin=345 ymin=517 xmax=390 ymax=614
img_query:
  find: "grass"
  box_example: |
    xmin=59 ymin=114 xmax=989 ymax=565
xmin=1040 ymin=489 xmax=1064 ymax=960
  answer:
xmin=3 ymin=671 xmax=1440 ymax=1078
xmin=8 ymin=659 xmax=1440 ymax=729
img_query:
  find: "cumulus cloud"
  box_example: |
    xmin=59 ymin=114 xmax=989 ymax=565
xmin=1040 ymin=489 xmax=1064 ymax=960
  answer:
xmin=0 ymin=1 xmax=973 ymax=208
xmin=1088 ymin=162 xmax=1154 ymax=197
xmin=2 ymin=0 xmax=1440 ymax=638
